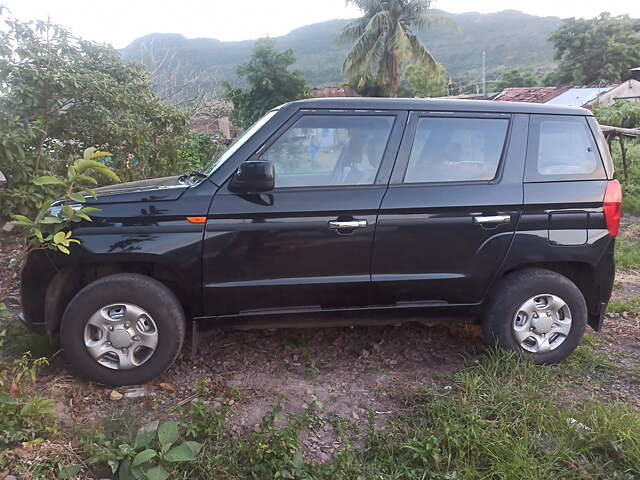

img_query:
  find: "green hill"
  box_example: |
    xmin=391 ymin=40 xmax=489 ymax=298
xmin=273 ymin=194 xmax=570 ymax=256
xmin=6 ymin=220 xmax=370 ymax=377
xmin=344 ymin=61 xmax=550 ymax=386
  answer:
xmin=120 ymin=9 xmax=562 ymax=99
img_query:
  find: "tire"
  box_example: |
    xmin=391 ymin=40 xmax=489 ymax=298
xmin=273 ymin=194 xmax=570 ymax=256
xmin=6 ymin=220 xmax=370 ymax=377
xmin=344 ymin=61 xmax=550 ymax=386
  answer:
xmin=61 ymin=273 xmax=185 ymax=386
xmin=482 ymin=268 xmax=587 ymax=364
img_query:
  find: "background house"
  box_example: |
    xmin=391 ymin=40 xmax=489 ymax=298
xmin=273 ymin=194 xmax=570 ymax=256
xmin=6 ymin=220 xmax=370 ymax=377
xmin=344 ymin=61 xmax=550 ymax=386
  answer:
xmin=493 ymin=80 xmax=640 ymax=107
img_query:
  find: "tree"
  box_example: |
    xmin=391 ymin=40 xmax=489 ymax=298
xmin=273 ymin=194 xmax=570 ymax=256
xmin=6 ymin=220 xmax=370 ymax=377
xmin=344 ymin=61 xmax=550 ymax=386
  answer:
xmin=224 ymin=39 xmax=308 ymax=129
xmin=337 ymin=0 xmax=457 ymax=97
xmin=547 ymin=12 xmax=640 ymax=85
xmin=494 ymin=69 xmax=539 ymax=91
xmin=404 ymin=61 xmax=447 ymax=97
xmin=593 ymin=101 xmax=640 ymax=129
xmin=0 ymin=14 xmax=192 ymax=214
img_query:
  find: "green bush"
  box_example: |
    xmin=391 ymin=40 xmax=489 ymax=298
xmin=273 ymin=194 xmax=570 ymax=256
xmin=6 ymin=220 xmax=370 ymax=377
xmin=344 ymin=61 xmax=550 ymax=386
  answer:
xmin=0 ymin=14 xmax=193 ymax=216
xmin=0 ymin=354 xmax=56 ymax=453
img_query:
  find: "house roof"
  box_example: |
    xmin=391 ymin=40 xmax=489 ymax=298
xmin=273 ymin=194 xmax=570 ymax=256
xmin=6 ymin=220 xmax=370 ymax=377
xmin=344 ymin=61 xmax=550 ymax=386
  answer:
xmin=310 ymin=86 xmax=361 ymax=98
xmin=493 ymin=86 xmax=571 ymax=103
xmin=546 ymin=85 xmax=618 ymax=106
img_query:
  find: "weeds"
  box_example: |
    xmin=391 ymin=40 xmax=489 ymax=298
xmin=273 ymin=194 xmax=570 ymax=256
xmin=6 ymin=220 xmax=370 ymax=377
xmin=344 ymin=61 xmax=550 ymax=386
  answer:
xmin=0 ymin=354 xmax=56 ymax=454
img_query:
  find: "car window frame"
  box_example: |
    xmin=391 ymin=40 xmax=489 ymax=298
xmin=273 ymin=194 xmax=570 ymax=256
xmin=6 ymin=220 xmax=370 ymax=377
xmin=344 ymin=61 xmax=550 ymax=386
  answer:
xmin=389 ymin=111 xmax=513 ymax=187
xmin=524 ymin=114 xmax=607 ymax=183
xmin=241 ymin=109 xmax=407 ymax=192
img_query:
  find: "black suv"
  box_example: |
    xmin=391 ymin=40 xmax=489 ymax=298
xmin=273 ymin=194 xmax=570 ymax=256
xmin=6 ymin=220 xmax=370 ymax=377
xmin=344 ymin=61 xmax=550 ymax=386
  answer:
xmin=19 ymin=98 xmax=621 ymax=386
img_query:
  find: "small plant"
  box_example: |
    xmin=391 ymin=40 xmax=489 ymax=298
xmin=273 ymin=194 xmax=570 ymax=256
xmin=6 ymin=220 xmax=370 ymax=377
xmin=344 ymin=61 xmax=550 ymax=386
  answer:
xmin=0 ymin=353 xmax=56 ymax=450
xmin=102 ymin=420 xmax=202 ymax=480
xmin=11 ymin=147 xmax=120 ymax=254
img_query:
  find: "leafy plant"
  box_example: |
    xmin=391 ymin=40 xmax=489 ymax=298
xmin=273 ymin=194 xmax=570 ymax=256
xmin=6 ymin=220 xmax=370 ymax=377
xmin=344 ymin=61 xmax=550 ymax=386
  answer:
xmin=0 ymin=13 xmax=191 ymax=215
xmin=0 ymin=354 xmax=56 ymax=450
xmin=101 ymin=420 xmax=202 ymax=480
xmin=11 ymin=148 xmax=120 ymax=254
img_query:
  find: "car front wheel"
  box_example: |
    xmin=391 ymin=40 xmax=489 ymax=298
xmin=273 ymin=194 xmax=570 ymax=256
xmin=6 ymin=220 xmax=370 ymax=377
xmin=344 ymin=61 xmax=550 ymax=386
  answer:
xmin=61 ymin=273 xmax=185 ymax=386
xmin=482 ymin=268 xmax=587 ymax=364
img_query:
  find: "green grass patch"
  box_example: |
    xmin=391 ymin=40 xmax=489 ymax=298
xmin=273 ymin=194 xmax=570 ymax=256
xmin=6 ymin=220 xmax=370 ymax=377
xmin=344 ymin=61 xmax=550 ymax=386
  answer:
xmin=73 ymin=349 xmax=640 ymax=480
xmin=608 ymin=297 xmax=640 ymax=313
xmin=615 ymin=235 xmax=640 ymax=271
xmin=0 ymin=320 xmax=58 ymax=360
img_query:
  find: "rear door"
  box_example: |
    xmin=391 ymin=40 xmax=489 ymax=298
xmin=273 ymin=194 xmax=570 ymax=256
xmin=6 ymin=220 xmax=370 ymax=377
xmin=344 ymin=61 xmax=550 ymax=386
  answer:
xmin=371 ymin=111 xmax=528 ymax=306
xmin=202 ymin=110 xmax=406 ymax=316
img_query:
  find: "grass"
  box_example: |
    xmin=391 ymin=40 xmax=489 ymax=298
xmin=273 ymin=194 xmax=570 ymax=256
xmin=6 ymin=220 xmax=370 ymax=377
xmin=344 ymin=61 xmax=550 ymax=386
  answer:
xmin=607 ymin=297 xmax=640 ymax=313
xmin=49 ymin=349 xmax=635 ymax=480
xmin=615 ymin=234 xmax=640 ymax=271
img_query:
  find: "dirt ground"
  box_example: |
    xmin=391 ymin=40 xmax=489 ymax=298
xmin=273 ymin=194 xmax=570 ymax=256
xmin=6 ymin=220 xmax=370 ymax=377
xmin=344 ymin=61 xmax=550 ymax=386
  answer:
xmin=1 ymin=226 xmax=639 ymax=464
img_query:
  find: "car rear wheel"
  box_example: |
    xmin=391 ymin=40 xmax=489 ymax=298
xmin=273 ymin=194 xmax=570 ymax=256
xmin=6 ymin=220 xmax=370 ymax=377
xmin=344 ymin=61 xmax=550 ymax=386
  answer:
xmin=482 ymin=268 xmax=587 ymax=364
xmin=61 ymin=273 xmax=185 ymax=386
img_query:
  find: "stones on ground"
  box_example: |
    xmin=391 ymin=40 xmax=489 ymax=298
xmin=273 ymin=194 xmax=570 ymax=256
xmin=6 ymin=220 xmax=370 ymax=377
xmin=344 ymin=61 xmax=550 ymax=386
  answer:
xmin=159 ymin=382 xmax=175 ymax=392
xmin=2 ymin=222 xmax=15 ymax=232
xmin=110 ymin=390 xmax=124 ymax=401
xmin=124 ymin=387 xmax=148 ymax=399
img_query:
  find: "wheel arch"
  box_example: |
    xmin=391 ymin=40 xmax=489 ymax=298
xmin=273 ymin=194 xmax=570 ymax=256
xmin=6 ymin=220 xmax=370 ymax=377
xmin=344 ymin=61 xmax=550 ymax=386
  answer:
xmin=44 ymin=261 xmax=193 ymax=335
xmin=488 ymin=261 xmax=602 ymax=330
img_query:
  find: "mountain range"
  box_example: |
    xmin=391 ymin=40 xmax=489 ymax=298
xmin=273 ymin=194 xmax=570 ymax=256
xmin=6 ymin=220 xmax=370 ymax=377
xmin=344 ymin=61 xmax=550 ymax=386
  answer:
xmin=120 ymin=9 xmax=564 ymax=99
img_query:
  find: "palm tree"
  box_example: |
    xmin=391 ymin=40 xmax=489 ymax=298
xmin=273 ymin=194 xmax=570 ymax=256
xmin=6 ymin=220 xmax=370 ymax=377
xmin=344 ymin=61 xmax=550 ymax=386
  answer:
xmin=338 ymin=0 xmax=457 ymax=97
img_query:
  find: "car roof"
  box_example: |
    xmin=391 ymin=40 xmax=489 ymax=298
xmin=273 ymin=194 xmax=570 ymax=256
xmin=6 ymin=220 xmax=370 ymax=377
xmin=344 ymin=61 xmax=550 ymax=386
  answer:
xmin=283 ymin=97 xmax=592 ymax=116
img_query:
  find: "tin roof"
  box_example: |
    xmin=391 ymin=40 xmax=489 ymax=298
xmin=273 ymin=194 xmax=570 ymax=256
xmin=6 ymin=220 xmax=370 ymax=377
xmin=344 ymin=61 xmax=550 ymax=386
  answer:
xmin=546 ymin=86 xmax=618 ymax=106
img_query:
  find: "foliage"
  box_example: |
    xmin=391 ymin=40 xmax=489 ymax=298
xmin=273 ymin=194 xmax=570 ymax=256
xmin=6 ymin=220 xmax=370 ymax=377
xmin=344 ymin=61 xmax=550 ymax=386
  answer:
xmin=608 ymin=139 xmax=640 ymax=215
xmin=178 ymin=133 xmax=226 ymax=172
xmin=404 ymin=61 xmax=448 ymax=97
xmin=494 ymin=68 xmax=539 ymax=91
xmin=11 ymin=148 xmax=120 ymax=254
xmin=0 ymin=354 xmax=56 ymax=451
xmin=88 ymin=420 xmax=202 ymax=480
xmin=0 ymin=14 xmax=191 ymax=215
xmin=593 ymin=101 xmax=640 ymax=129
xmin=546 ymin=12 xmax=640 ymax=85
xmin=224 ymin=38 xmax=308 ymax=129
xmin=337 ymin=0 xmax=457 ymax=97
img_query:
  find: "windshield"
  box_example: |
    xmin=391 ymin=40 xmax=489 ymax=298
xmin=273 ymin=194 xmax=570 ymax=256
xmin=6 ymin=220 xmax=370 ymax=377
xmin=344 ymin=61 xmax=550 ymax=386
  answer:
xmin=202 ymin=109 xmax=279 ymax=176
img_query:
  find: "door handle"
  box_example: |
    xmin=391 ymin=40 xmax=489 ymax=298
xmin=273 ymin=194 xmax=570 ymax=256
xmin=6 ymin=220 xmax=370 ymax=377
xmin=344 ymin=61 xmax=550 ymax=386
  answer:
xmin=328 ymin=219 xmax=368 ymax=230
xmin=473 ymin=215 xmax=511 ymax=224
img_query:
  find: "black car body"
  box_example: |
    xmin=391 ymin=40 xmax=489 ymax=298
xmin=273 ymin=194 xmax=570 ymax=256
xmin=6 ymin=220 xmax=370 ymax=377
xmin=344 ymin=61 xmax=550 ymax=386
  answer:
xmin=19 ymin=98 xmax=620 ymax=385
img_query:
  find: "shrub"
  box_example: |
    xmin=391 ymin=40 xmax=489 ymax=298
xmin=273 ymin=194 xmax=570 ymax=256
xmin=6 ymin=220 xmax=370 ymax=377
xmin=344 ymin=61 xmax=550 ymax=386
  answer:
xmin=0 ymin=13 xmax=192 ymax=215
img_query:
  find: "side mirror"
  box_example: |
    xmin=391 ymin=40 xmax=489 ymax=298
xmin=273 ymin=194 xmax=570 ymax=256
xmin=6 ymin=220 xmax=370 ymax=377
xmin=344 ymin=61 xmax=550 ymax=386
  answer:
xmin=229 ymin=161 xmax=275 ymax=193
xmin=0 ymin=169 xmax=6 ymax=189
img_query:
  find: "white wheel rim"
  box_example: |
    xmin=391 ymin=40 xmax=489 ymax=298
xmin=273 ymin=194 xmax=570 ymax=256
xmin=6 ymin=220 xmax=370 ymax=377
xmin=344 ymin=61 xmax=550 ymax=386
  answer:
xmin=512 ymin=294 xmax=572 ymax=353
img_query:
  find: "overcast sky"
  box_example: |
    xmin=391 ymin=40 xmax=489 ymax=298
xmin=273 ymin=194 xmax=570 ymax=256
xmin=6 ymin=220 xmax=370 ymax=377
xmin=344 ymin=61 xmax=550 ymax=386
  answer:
xmin=2 ymin=0 xmax=639 ymax=48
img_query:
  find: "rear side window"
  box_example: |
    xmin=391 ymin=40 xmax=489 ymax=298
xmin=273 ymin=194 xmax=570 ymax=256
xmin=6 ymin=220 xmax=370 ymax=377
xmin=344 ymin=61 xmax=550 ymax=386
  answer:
xmin=526 ymin=115 xmax=606 ymax=182
xmin=404 ymin=117 xmax=509 ymax=183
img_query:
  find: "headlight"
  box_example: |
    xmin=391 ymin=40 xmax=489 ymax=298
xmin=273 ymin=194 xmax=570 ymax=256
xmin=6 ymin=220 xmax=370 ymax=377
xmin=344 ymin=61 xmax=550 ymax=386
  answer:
xmin=47 ymin=203 xmax=83 ymax=217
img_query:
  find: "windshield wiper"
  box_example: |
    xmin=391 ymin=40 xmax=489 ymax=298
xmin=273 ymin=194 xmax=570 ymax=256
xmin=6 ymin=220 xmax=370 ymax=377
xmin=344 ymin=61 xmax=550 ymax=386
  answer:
xmin=179 ymin=169 xmax=207 ymax=183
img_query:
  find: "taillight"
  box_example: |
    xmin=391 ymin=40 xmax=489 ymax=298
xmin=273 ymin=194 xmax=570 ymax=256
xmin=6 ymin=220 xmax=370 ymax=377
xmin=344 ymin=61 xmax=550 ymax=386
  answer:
xmin=603 ymin=180 xmax=622 ymax=237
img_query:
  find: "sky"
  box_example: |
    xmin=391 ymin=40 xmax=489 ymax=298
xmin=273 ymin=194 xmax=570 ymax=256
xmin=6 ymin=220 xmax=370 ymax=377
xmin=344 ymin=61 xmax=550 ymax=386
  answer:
xmin=2 ymin=0 xmax=640 ymax=48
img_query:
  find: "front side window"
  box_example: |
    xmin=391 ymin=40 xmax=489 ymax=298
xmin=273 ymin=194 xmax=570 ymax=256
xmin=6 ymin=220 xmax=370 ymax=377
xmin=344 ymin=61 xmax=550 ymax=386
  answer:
xmin=259 ymin=115 xmax=395 ymax=188
xmin=404 ymin=117 xmax=509 ymax=183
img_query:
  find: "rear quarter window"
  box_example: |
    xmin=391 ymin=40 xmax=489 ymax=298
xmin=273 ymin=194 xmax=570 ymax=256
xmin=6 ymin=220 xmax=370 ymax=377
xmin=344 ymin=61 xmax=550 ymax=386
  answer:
xmin=525 ymin=115 xmax=606 ymax=182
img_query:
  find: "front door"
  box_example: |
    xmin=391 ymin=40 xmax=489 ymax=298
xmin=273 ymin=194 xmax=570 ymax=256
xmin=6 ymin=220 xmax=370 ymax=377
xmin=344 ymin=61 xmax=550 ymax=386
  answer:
xmin=371 ymin=112 xmax=527 ymax=306
xmin=203 ymin=110 xmax=406 ymax=316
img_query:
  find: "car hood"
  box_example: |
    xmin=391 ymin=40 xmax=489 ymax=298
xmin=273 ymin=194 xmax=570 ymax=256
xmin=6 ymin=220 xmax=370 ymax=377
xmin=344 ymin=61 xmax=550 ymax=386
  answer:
xmin=89 ymin=176 xmax=189 ymax=204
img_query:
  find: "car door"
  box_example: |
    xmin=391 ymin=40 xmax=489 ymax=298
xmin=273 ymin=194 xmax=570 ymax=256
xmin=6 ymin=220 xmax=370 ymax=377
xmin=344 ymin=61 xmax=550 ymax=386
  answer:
xmin=371 ymin=111 xmax=527 ymax=307
xmin=202 ymin=110 xmax=407 ymax=316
